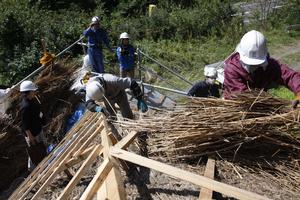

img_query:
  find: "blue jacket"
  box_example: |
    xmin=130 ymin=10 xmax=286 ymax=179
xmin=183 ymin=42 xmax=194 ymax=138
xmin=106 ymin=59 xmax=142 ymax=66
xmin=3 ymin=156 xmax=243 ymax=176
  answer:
xmin=116 ymin=45 xmax=135 ymax=70
xmin=188 ymin=81 xmax=220 ymax=98
xmin=83 ymin=27 xmax=110 ymax=50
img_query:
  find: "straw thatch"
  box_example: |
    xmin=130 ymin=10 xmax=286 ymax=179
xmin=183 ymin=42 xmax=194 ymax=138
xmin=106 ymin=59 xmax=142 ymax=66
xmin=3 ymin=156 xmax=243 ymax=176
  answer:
xmin=0 ymin=60 xmax=81 ymax=193
xmin=7 ymin=60 xmax=82 ymax=142
xmin=113 ymin=91 xmax=300 ymax=162
xmin=113 ymin=90 xmax=300 ymax=198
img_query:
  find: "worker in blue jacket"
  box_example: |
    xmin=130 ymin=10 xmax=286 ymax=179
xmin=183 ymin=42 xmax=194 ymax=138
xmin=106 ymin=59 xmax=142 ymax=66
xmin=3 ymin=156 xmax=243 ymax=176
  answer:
xmin=116 ymin=32 xmax=136 ymax=78
xmin=83 ymin=16 xmax=112 ymax=73
xmin=188 ymin=67 xmax=221 ymax=98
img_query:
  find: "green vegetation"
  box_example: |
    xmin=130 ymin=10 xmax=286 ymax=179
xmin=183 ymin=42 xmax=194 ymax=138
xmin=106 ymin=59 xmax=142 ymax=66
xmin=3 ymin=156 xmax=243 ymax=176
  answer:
xmin=0 ymin=0 xmax=299 ymax=100
xmin=268 ymin=86 xmax=294 ymax=100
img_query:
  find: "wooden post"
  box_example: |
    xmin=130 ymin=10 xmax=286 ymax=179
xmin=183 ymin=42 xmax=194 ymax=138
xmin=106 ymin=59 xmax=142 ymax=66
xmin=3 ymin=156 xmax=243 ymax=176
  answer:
xmin=199 ymin=157 xmax=215 ymax=200
xmin=97 ymin=115 xmax=126 ymax=200
xmin=79 ymin=159 xmax=113 ymax=200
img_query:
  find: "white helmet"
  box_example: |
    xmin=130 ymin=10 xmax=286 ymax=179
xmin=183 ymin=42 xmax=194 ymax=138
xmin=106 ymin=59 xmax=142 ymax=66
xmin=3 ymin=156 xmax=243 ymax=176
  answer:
xmin=91 ymin=16 xmax=100 ymax=24
xmin=20 ymin=80 xmax=38 ymax=92
xmin=204 ymin=66 xmax=217 ymax=78
xmin=120 ymin=32 xmax=130 ymax=39
xmin=86 ymin=81 xmax=104 ymax=101
xmin=236 ymin=30 xmax=268 ymax=65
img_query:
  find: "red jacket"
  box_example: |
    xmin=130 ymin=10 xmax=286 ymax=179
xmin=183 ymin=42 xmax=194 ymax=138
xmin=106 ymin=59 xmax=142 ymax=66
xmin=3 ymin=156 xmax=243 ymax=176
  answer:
xmin=223 ymin=52 xmax=300 ymax=99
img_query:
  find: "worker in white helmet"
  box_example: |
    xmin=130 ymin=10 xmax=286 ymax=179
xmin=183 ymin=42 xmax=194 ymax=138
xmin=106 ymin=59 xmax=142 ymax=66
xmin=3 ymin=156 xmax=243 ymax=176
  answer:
xmin=116 ymin=32 xmax=136 ymax=78
xmin=224 ymin=30 xmax=300 ymax=107
xmin=83 ymin=16 xmax=112 ymax=73
xmin=85 ymin=73 xmax=148 ymax=119
xmin=187 ymin=67 xmax=221 ymax=97
xmin=19 ymin=80 xmax=46 ymax=171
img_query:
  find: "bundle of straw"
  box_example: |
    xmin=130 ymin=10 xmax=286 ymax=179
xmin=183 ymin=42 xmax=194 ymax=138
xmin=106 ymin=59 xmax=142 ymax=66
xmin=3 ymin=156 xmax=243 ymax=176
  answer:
xmin=114 ymin=91 xmax=300 ymax=162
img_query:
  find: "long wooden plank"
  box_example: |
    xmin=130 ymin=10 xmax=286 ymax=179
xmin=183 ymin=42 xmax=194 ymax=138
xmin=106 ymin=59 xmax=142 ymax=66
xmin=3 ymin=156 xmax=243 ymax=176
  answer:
xmin=57 ymin=145 xmax=102 ymax=200
xmin=9 ymin=112 xmax=93 ymax=200
xmin=110 ymin=148 xmax=270 ymax=200
xmin=79 ymin=159 xmax=112 ymax=200
xmin=114 ymin=131 xmax=138 ymax=149
xmin=30 ymin=115 xmax=104 ymax=200
xmin=199 ymin=157 xmax=215 ymax=200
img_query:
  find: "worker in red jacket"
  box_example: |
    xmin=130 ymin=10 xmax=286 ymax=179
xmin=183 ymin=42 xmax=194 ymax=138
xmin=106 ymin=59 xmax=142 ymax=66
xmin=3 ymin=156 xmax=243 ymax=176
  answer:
xmin=223 ymin=30 xmax=300 ymax=107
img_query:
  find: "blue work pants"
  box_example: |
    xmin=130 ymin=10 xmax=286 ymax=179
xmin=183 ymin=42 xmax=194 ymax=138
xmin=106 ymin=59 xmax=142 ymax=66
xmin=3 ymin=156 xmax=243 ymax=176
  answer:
xmin=88 ymin=47 xmax=104 ymax=73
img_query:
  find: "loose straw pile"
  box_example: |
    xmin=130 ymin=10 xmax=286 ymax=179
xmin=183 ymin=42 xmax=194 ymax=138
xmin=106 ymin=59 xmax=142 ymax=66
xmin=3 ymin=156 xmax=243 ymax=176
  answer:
xmin=114 ymin=91 xmax=300 ymax=162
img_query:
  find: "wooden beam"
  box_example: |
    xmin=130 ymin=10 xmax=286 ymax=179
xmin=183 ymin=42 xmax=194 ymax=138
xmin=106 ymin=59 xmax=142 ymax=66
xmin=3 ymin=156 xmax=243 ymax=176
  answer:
xmin=97 ymin=167 xmax=125 ymax=200
xmin=114 ymin=131 xmax=138 ymax=149
xmin=57 ymin=145 xmax=102 ymax=200
xmin=31 ymin=115 xmax=104 ymax=200
xmin=110 ymin=148 xmax=270 ymax=200
xmin=79 ymin=159 xmax=112 ymax=200
xmin=98 ymin=119 xmax=126 ymax=200
xmin=199 ymin=157 xmax=215 ymax=200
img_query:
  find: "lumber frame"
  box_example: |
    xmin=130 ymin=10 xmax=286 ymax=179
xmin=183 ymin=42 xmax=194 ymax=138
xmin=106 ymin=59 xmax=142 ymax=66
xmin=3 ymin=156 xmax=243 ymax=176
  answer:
xmin=59 ymin=145 xmax=95 ymax=172
xmin=10 ymin=110 xmax=274 ymax=200
xmin=57 ymin=145 xmax=103 ymax=200
xmin=110 ymin=147 xmax=270 ymax=200
xmin=199 ymin=157 xmax=215 ymax=200
xmin=9 ymin=112 xmax=95 ymax=200
xmin=30 ymin=114 xmax=104 ymax=200
xmin=73 ymin=121 xmax=104 ymax=157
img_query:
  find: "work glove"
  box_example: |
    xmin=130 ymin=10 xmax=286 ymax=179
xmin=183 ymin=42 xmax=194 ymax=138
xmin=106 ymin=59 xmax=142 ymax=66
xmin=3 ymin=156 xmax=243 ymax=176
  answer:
xmin=292 ymin=92 xmax=300 ymax=109
xmin=137 ymin=99 xmax=148 ymax=113
xmin=130 ymin=80 xmax=143 ymax=99
xmin=95 ymin=106 xmax=104 ymax=113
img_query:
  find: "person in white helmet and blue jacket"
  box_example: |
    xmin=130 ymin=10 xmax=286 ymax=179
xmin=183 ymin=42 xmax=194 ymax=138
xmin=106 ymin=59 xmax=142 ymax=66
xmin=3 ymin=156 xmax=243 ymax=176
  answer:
xmin=224 ymin=30 xmax=300 ymax=108
xmin=83 ymin=16 xmax=112 ymax=73
xmin=85 ymin=73 xmax=148 ymax=119
xmin=116 ymin=32 xmax=136 ymax=78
